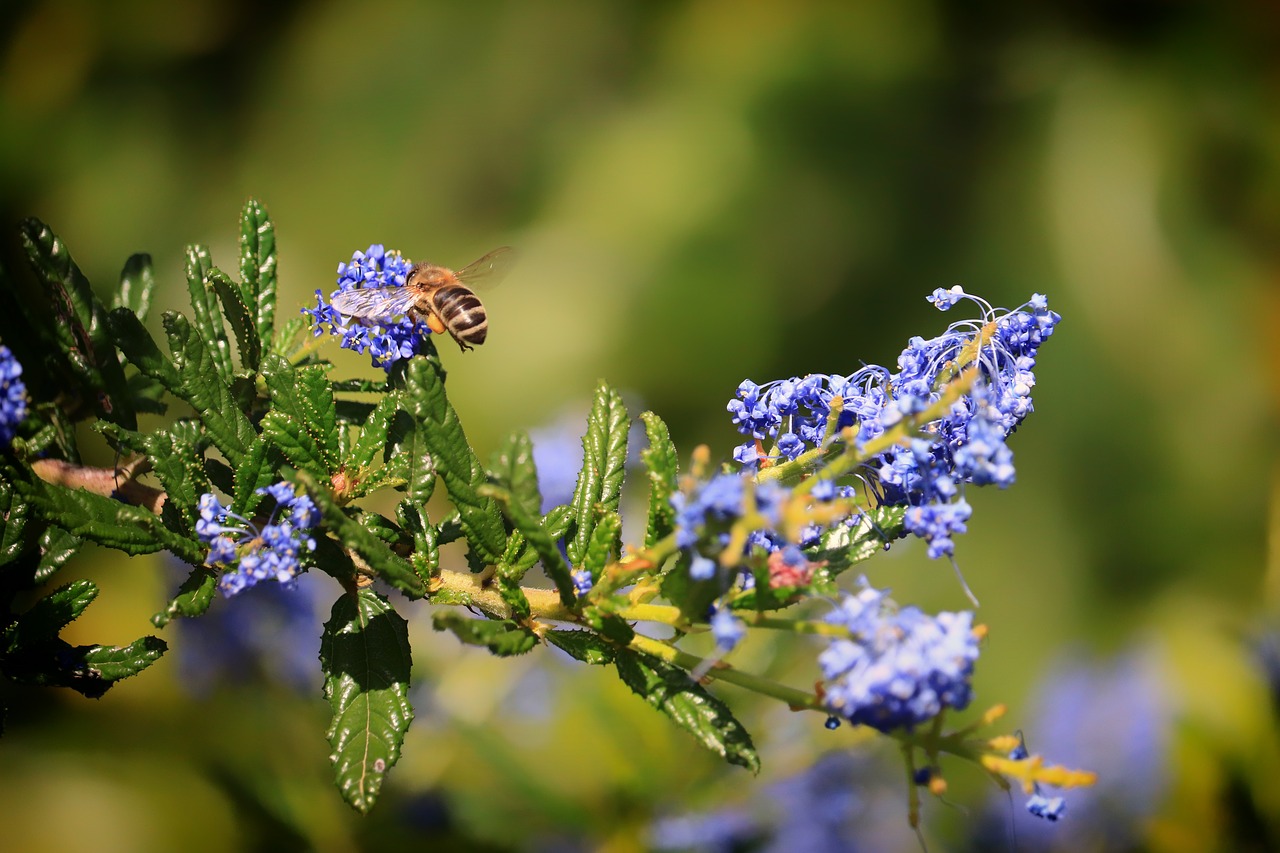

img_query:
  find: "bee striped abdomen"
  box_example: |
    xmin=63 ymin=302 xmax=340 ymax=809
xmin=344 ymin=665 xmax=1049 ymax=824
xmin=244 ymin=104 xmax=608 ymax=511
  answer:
xmin=432 ymin=284 xmax=488 ymax=347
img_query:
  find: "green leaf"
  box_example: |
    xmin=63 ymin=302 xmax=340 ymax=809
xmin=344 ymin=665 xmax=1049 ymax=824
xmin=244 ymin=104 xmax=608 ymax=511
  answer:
xmin=402 ymin=357 xmax=505 ymax=564
xmin=34 ymin=527 xmax=82 ymax=585
xmin=567 ymin=382 xmax=629 ymax=566
xmin=2 ymin=635 xmax=167 ymax=699
xmin=261 ymin=411 xmax=330 ymax=478
xmin=115 ymin=253 xmax=156 ymax=322
xmin=6 ymin=580 xmax=97 ymax=649
xmin=808 ymin=505 xmax=905 ymax=577
xmin=206 ymin=267 xmax=262 ymax=371
xmin=481 ymin=485 xmax=576 ymax=607
xmin=184 ymin=244 xmax=233 ymax=382
xmin=489 ymin=430 xmax=543 ymax=520
xmin=432 ymin=611 xmax=538 ymax=657
xmin=142 ymin=421 xmax=210 ymax=533
xmin=304 ymin=477 xmax=426 ymax=599
xmin=271 ymin=316 xmax=307 ymax=358
xmin=0 ymin=476 xmax=30 ymax=566
xmin=581 ymin=510 xmax=622 ymax=580
xmin=231 ymin=435 xmax=276 ymax=517
xmin=396 ymin=501 xmax=438 ymax=584
xmin=640 ymin=411 xmax=678 ymax=549
xmin=239 ymin=199 xmax=278 ymax=347
xmin=507 ymin=505 xmax=572 ymax=577
xmin=613 ymin=647 xmax=759 ymax=772
xmin=152 ymin=566 xmax=217 ymax=627
xmin=261 ymin=355 xmax=340 ymax=473
xmin=384 ymin=408 xmax=436 ymax=504
xmin=163 ymin=311 xmax=256 ymax=466
xmin=19 ymin=218 xmax=136 ymax=429
xmin=321 ymin=589 xmax=413 ymax=815
xmin=348 ymin=394 xmax=398 ymax=471
xmin=544 ymin=629 xmax=615 ymax=666
xmin=19 ymin=475 xmax=202 ymax=563
xmin=108 ymin=307 xmax=181 ymax=391
xmin=80 ymin=635 xmax=168 ymax=683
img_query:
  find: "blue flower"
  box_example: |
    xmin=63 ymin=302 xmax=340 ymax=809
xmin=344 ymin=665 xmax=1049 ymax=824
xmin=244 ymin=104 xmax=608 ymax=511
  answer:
xmin=710 ymin=606 xmax=746 ymax=651
xmin=0 ymin=345 xmax=28 ymax=445
xmin=724 ymin=294 xmax=1060 ymax=565
xmin=818 ymin=579 xmax=980 ymax=732
xmin=302 ymin=244 xmax=425 ymax=370
xmin=571 ymin=569 xmax=593 ymax=597
xmin=1026 ymin=792 xmax=1066 ymax=821
xmin=196 ymin=482 xmax=319 ymax=597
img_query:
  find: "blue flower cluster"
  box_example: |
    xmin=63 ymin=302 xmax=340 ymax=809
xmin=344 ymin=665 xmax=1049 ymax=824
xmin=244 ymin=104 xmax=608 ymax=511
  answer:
xmin=0 ymin=344 xmax=28 ymax=445
xmin=302 ymin=244 xmax=425 ymax=369
xmin=196 ymin=482 xmax=319 ymax=597
xmin=727 ymin=290 xmax=1059 ymax=560
xmin=817 ymin=580 xmax=980 ymax=732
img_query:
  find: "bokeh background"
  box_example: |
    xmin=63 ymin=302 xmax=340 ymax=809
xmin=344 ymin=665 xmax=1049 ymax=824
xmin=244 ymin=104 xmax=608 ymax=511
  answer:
xmin=2 ymin=1 xmax=1279 ymax=850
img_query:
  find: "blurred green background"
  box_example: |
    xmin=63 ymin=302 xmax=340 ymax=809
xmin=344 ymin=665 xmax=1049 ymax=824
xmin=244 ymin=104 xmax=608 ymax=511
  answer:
xmin=2 ymin=1 xmax=1279 ymax=850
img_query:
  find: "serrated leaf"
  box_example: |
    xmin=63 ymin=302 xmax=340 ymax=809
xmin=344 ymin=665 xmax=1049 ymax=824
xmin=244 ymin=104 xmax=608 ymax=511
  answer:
xmin=0 ymin=476 xmax=30 ymax=565
xmin=142 ymin=421 xmax=209 ymax=534
xmin=581 ymin=510 xmax=621 ymax=579
xmin=262 ymin=411 xmax=330 ymax=477
xmin=34 ymin=526 xmax=81 ymax=585
xmin=508 ymin=505 xmax=572 ymax=577
xmin=261 ymin=355 xmax=340 ymax=473
xmin=206 ymin=267 xmax=262 ymax=371
xmin=152 ymin=565 xmax=217 ymax=627
xmin=489 ymin=431 xmax=543 ymax=520
xmin=545 ymin=629 xmax=615 ymax=665
xmin=2 ymin=634 xmax=167 ymax=698
xmin=80 ymin=635 xmax=167 ymax=683
xmin=384 ymin=408 xmax=436 ymax=504
xmin=481 ymin=485 xmax=576 ymax=607
xmin=809 ymin=505 xmax=905 ymax=576
xmin=184 ymin=244 xmax=233 ymax=382
xmin=108 ymin=307 xmax=182 ymax=390
xmin=396 ymin=501 xmax=438 ymax=583
xmin=403 ymin=357 xmax=505 ymax=564
xmin=20 ymin=218 xmax=136 ymax=429
xmin=347 ymin=394 xmax=398 ymax=474
xmin=432 ymin=611 xmax=538 ymax=656
xmin=232 ymin=436 xmax=276 ymax=517
xmin=613 ymin=647 xmax=759 ymax=772
xmin=304 ymin=477 xmax=425 ymax=599
xmin=567 ymin=382 xmax=628 ymax=566
xmin=163 ymin=311 xmax=255 ymax=466
xmin=114 ymin=253 xmax=156 ymax=322
xmin=321 ymin=589 xmax=413 ymax=815
xmin=640 ymin=411 xmax=678 ymax=548
xmin=6 ymin=579 xmax=97 ymax=649
xmin=271 ymin=315 xmax=307 ymax=358
xmin=18 ymin=474 xmax=203 ymax=564
xmin=239 ymin=199 xmax=278 ymax=347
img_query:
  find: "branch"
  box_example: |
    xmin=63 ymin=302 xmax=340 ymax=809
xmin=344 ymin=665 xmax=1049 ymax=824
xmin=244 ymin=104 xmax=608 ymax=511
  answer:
xmin=31 ymin=457 xmax=167 ymax=514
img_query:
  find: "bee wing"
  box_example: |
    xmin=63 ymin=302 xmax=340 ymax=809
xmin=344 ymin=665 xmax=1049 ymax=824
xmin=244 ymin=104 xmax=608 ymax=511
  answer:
xmin=453 ymin=246 xmax=516 ymax=290
xmin=330 ymin=285 xmax=420 ymax=321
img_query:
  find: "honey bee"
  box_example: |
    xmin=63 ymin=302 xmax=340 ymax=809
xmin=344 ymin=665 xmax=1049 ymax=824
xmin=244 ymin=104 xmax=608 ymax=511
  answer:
xmin=330 ymin=246 xmax=514 ymax=351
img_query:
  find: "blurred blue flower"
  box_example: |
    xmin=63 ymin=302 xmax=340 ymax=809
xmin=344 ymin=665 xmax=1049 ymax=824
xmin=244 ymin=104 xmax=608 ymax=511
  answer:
xmin=172 ymin=561 xmax=326 ymax=696
xmin=0 ymin=344 xmax=28 ymax=445
xmin=975 ymin=646 xmax=1171 ymax=850
xmin=818 ymin=579 xmax=979 ymax=732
